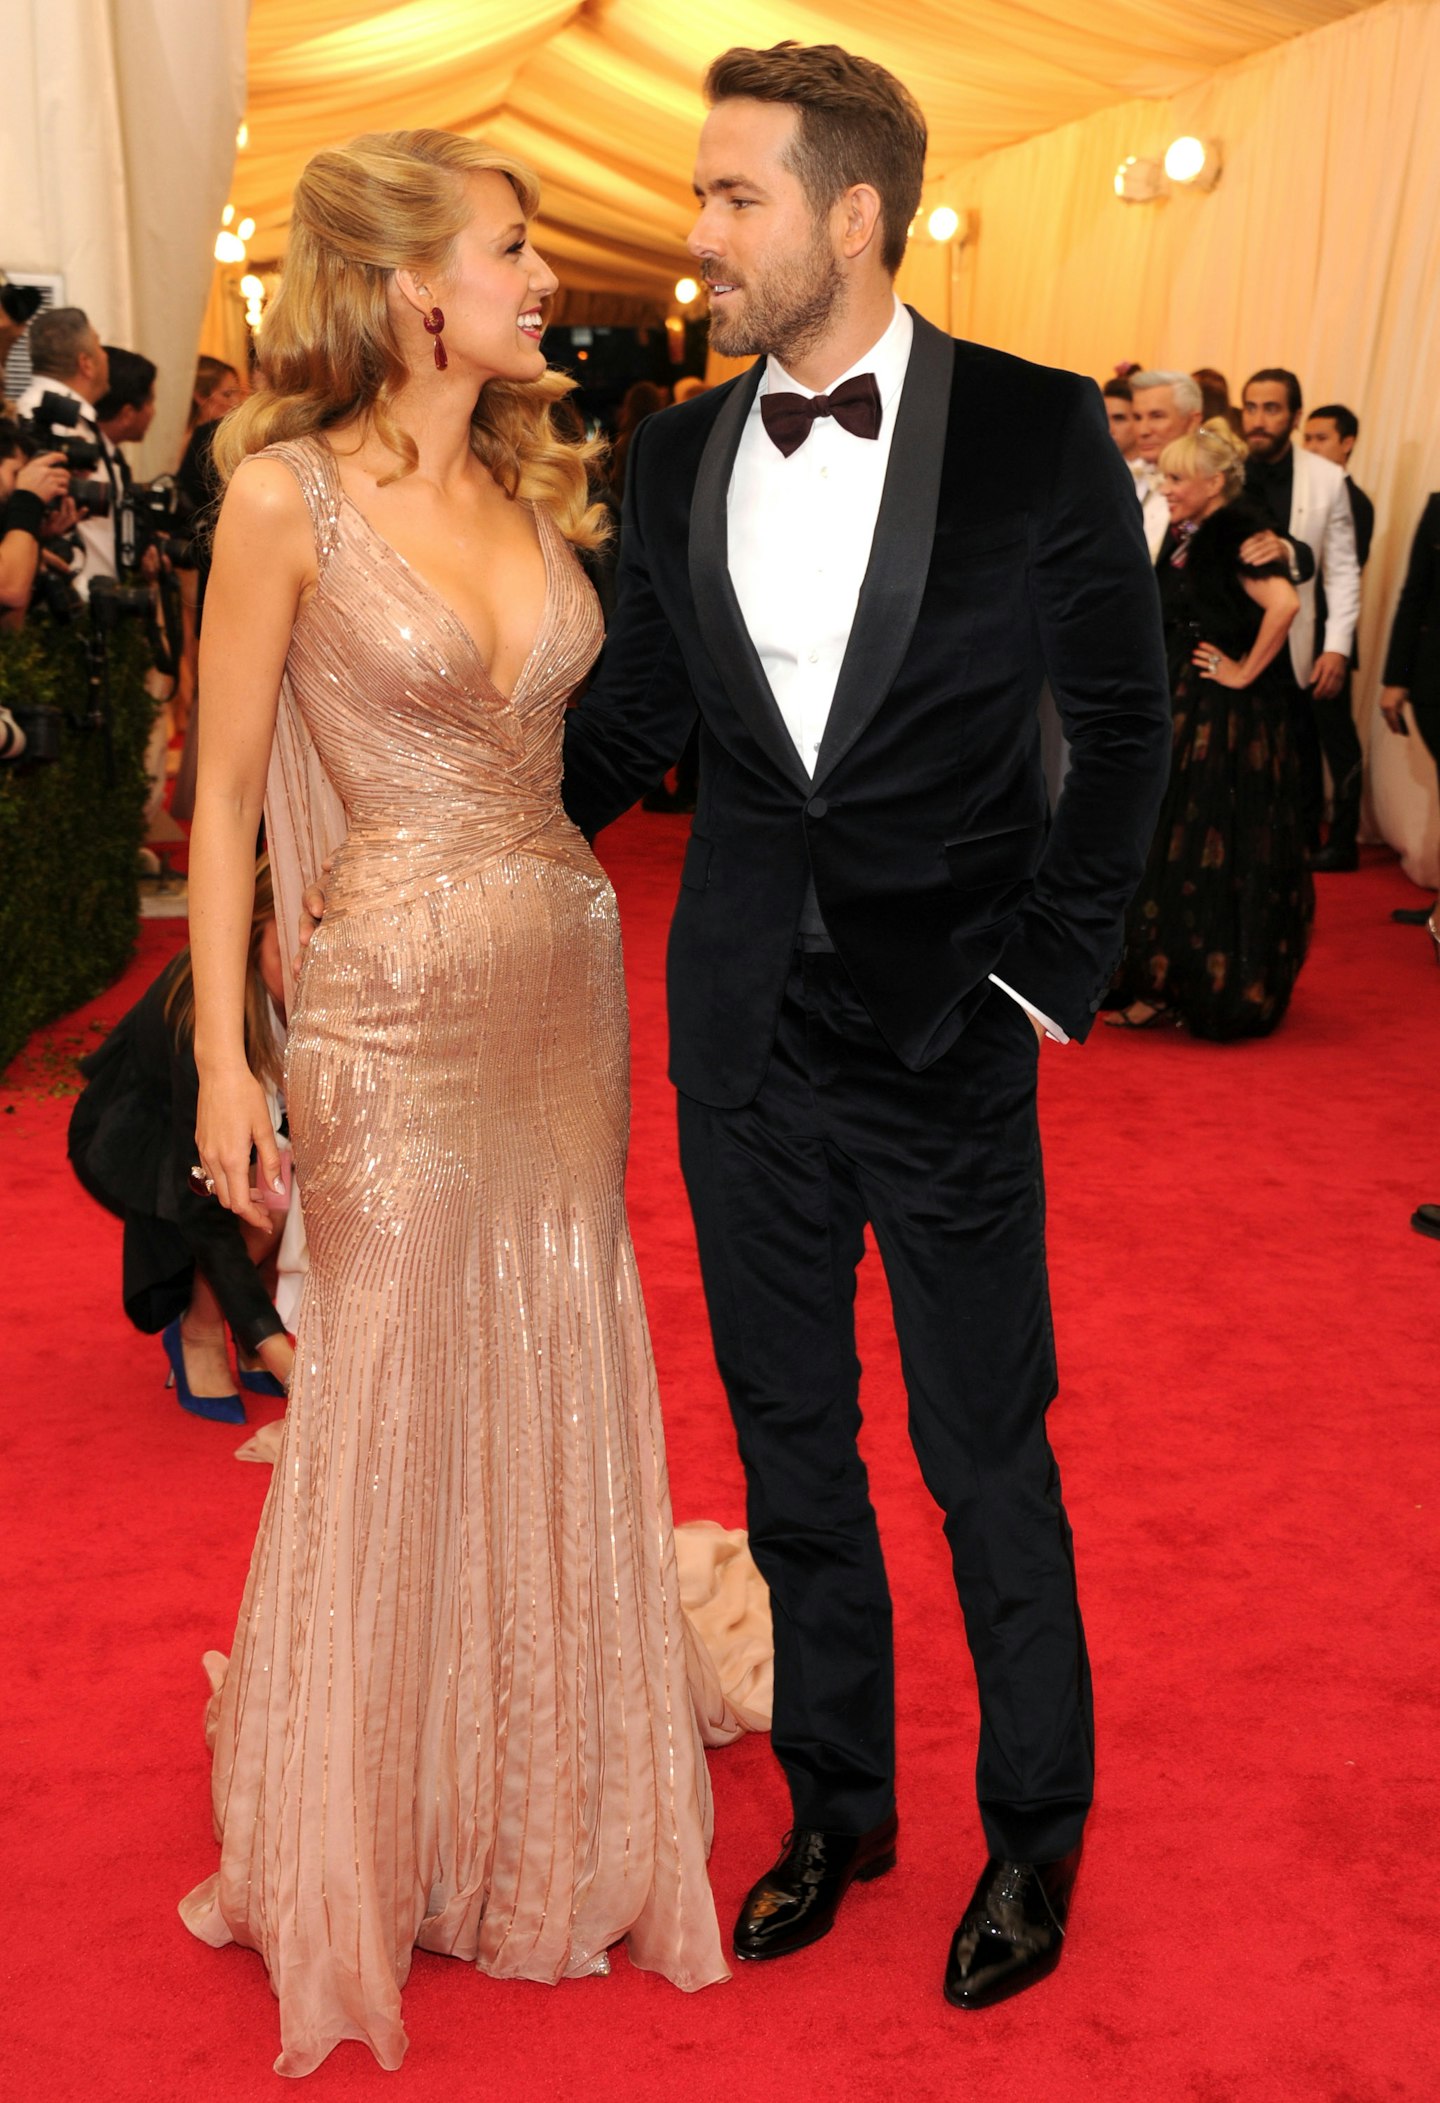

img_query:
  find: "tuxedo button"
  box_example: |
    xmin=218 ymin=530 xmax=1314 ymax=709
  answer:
xmin=807 ymin=796 xmax=829 ymax=819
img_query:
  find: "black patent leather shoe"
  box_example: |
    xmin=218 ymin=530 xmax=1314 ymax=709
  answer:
xmin=1310 ymin=843 xmax=1359 ymax=872
xmin=733 ymin=1811 xmax=898 ymax=1961
xmin=944 ymin=1846 xmax=1081 ymax=2010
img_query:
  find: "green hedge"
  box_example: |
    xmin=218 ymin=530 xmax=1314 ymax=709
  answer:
xmin=0 ymin=617 xmax=158 ymax=1072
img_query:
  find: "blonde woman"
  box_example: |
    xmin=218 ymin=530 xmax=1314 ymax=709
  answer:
xmin=1109 ymin=419 xmax=1307 ymax=1037
xmin=180 ymin=131 xmax=732 ymax=2074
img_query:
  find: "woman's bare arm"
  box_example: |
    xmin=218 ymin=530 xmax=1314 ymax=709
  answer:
xmin=189 ymin=458 xmax=315 ymax=1226
xmin=1233 ymin=571 xmax=1299 ymax=684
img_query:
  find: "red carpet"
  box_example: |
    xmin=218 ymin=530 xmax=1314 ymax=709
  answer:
xmin=3 ymin=817 xmax=1436 ymax=2102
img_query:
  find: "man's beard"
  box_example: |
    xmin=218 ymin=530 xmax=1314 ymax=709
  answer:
xmin=1246 ymin=428 xmax=1288 ymax=458
xmin=705 ymin=227 xmax=845 ymax=366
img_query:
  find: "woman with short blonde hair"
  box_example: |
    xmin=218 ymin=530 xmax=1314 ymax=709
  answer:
xmin=1158 ymin=416 xmax=1248 ymax=504
xmin=1109 ymin=418 xmax=1311 ymax=1037
xmin=179 ymin=128 xmax=735 ymax=2074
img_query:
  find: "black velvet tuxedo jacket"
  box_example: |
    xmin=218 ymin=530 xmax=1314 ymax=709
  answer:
xmin=1383 ymin=494 xmax=1440 ymax=704
xmin=562 ymin=311 xmax=1171 ymax=1110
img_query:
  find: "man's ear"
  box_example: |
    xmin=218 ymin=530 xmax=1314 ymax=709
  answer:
xmin=837 ymin=184 xmax=884 ymax=262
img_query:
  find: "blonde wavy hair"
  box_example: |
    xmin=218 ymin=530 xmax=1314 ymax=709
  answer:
xmin=213 ymin=130 xmax=608 ymax=550
xmin=1159 ymin=416 xmax=1248 ymax=504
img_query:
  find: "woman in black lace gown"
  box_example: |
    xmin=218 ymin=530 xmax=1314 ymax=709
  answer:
xmin=1110 ymin=419 xmax=1309 ymax=1040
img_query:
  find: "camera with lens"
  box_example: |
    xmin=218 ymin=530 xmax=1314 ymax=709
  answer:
xmin=16 ymin=389 xmax=112 ymax=515
xmin=120 ymin=474 xmax=196 ymax=571
xmin=88 ymin=574 xmax=153 ymax=625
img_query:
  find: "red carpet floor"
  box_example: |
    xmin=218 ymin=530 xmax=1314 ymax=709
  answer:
xmin=3 ymin=817 xmax=1436 ymax=2103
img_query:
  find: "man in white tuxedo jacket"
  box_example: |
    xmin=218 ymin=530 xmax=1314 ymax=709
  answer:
xmin=1241 ymin=369 xmax=1361 ymax=849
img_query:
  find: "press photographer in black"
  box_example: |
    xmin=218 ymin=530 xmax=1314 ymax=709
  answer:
xmin=0 ymin=416 xmax=78 ymax=618
xmin=15 ymin=308 xmax=123 ymax=595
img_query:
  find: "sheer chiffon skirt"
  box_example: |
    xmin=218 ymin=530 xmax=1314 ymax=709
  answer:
xmin=179 ymin=850 xmax=728 ymax=2077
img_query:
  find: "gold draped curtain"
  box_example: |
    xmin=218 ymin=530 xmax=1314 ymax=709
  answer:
xmin=899 ymin=0 xmax=1440 ymax=881
xmin=234 ymin=0 xmax=1382 ymax=295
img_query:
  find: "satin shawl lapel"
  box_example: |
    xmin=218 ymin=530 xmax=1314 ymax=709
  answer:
xmin=811 ymin=315 xmax=955 ymax=790
xmin=687 ymin=361 xmax=813 ymax=794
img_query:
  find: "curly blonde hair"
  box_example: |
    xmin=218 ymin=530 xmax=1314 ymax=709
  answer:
xmin=1159 ymin=416 xmax=1248 ymax=504
xmin=213 ymin=129 xmax=608 ymax=549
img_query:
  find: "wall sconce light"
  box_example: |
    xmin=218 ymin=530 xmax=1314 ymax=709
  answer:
xmin=215 ymin=202 xmax=256 ymax=265
xmin=1164 ymin=136 xmax=1223 ymax=190
xmin=674 ymin=277 xmax=700 ymax=306
xmin=1114 ymin=156 xmax=1169 ymax=204
xmin=907 ymin=205 xmax=973 ymax=246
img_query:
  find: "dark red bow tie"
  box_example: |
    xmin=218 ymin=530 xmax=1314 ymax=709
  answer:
xmin=759 ymin=372 xmax=883 ymax=457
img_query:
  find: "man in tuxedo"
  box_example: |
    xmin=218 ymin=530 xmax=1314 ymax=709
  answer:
xmin=1301 ymin=403 xmax=1374 ymax=870
xmin=562 ymin=41 xmax=1170 ymax=2010
xmin=1378 ymin=494 xmax=1440 ymax=930
xmin=1241 ymin=369 xmax=1361 ymax=854
xmin=1128 ymin=369 xmax=1202 ymax=559
xmin=15 ymin=306 xmax=123 ymax=596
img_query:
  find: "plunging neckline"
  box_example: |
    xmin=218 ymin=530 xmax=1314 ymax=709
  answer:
xmin=330 ymin=470 xmax=555 ymax=707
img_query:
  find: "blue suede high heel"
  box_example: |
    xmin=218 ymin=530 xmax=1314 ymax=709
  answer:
xmin=237 ymin=1364 xmax=287 ymax=1399
xmin=162 ymin=1318 xmax=246 ymax=1424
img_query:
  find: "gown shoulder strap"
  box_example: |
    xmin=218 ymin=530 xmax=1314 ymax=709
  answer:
xmin=253 ymin=435 xmax=342 ymax=573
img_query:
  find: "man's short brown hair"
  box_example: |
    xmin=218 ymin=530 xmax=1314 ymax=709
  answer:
xmin=704 ymin=43 xmax=927 ymax=277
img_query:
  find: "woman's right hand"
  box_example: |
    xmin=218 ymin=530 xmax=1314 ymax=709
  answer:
xmin=196 ymin=1066 xmax=284 ymax=1229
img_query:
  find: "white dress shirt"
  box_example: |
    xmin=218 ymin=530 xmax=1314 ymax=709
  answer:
xmin=1131 ymin=457 xmax=1170 ymax=562
xmin=725 ymin=296 xmax=1065 ymax=1042
xmin=15 ymin=375 xmax=121 ymax=597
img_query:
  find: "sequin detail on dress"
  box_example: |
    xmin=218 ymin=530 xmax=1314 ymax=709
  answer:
xmin=178 ymin=436 xmax=730 ymax=2076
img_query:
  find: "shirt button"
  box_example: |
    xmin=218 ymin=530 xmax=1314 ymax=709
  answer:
xmin=819 ymin=465 xmax=829 ymax=479
xmin=807 ymin=649 xmax=819 ymax=663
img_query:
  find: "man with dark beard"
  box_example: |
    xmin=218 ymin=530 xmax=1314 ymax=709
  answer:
xmin=560 ymin=42 xmax=1170 ymax=2009
xmin=1241 ymin=368 xmax=1361 ymax=855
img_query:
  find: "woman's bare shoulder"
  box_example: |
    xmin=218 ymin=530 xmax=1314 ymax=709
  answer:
xmin=223 ymin=451 xmax=313 ymax=526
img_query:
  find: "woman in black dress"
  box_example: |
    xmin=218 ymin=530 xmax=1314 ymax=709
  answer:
xmin=1110 ymin=419 xmax=1308 ymax=1039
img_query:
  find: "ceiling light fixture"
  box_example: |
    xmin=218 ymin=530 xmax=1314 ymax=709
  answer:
xmin=674 ymin=276 xmax=699 ymax=306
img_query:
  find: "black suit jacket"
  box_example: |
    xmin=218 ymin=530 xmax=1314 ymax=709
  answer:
xmin=1383 ymin=494 xmax=1440 ymax=704
xmin=1348 ymin=479 xmax=1375 ymax=569
xmin=562 ymin=312 xmax=1171 ymax=1108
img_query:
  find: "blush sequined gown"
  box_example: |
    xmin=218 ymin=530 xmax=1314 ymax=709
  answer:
xmin=179 ymin=437 xmax=730 ymax=2075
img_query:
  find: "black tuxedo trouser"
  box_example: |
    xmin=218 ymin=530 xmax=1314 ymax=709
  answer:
xmin=677 ymin=951 xmax=1094 ymax=1863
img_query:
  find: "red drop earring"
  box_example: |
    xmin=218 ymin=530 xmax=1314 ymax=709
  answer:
xmin=422 ymin=306 xmax=447 ymax=372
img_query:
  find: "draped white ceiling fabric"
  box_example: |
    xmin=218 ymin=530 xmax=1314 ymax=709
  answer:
xmin=234 ymin=0 xmax=1387 ymax=296
xmin=0 ymin=0 xmax=248 ymax=477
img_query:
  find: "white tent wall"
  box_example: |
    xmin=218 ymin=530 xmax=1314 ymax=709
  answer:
xmin=901 ymin=0 xmax=1440 ymax=883
xmin=0 ymin=0 xmax=249 ymax=480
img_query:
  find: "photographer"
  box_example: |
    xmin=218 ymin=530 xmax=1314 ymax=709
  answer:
xmin=15 ymin=307 xmax=123 ymax=595
xmin=96 ymin=348 xmax=158 ymax=465
xmin=0 ymin=416 xmax=79 ymax=616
